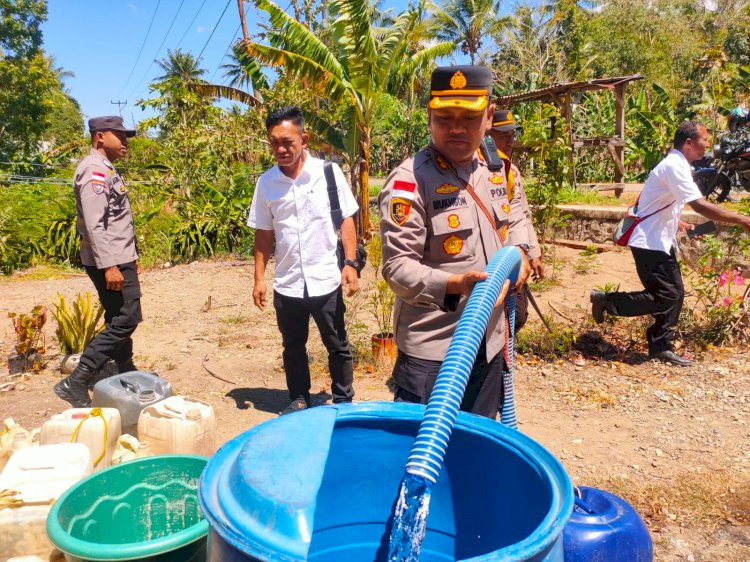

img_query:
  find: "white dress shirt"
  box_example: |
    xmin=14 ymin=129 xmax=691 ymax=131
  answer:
xmin=247 ymin=153 xmax=359 ymax=298
xmin=629 ymin=149 xmax=703 ymax=254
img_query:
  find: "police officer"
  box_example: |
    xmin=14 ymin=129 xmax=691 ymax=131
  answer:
xmin=378 ymin=66 xmax=532 ymax=419
xmin=488 ymin=109 xmax=543 ymax=332
xmin=54 ymin=116 xmax=142 ymax=408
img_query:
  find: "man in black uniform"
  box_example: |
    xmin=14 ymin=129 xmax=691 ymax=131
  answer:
xmin=54 ymin=116 xmax=142 ymax=408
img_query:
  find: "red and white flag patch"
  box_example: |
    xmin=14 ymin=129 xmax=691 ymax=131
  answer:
xmin=392 ymin=180 xmax=416 ymax=201
xmin=91 ymin=171 xmax=106 ymax=180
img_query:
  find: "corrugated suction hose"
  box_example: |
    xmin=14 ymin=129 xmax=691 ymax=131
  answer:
xmin=405 ymin=246 xmax=522 ymax=485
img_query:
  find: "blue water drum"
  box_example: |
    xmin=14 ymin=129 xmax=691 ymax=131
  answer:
xmin=199 ymin=402 xmax=574 ymax=562
xmin=563 ymin=486 xmax=653 ymax=562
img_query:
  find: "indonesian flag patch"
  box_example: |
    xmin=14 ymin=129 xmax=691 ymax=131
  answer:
xmin=91 ymin=171 xmax=106 ymax=181
xmin=390 ymin=196 xmax=412 ymax=225
xmin=392 ymin=180 xmax=417 ymax=201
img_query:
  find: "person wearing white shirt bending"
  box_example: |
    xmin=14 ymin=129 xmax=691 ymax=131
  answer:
xmin=591 ymin=121 xmax=750 ymax=366
xmin=248 ymin=106 xmax=360 ymax=413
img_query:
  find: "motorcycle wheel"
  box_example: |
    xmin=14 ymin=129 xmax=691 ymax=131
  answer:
xmin=693 ymin=169 xmax=732 ymax=202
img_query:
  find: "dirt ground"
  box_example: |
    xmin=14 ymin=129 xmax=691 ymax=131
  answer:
xmin=1 ymin=245 xmax=749 ymax=561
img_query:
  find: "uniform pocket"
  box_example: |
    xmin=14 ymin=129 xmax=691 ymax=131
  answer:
xmin=429 ymin=208 xmax=475 ymax=262
xmin=491 ymin=199 xmax=511 ymax=227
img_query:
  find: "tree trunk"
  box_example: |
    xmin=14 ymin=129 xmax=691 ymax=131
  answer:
xmin=358 ymin=132 xmax=371 ymax=240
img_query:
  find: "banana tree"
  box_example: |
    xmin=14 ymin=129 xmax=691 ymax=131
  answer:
xmin=241 ymin=0 xmax=454 ymax=237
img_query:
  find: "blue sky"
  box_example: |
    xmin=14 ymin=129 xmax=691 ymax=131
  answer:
xmin=42 ymin=0 xmax=259 ymax=127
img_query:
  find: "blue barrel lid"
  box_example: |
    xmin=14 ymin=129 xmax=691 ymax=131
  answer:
xmin=199 ymin=402 xmax=574 ymax=562
xmin=200 ymin=406 xmax=337 ymax=561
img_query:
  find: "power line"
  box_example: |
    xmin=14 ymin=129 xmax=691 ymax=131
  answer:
xmin=209 ymin=21 xmax=242 ymax=84
xmin=125 ymin=0 xmax=188 ymax=101
xmin=197 ymin=0 xmax=233 ymax=62
xmin=117 ymin=0 xmax=163 ymax=97
xmin=174 ymin=0 xmax=210 ymax=51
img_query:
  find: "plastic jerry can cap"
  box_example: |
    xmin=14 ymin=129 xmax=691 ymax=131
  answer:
xmin=138 ymin=389 xmax=157 ymax=403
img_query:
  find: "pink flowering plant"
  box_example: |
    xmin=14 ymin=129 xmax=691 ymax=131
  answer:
xmin=680 ymin=229 xmax=750 ymax=347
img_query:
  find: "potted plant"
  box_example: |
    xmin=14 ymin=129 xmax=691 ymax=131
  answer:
xmin=367 ymin=234 xmax=397 ymax=366
xmin=51 ymin=292 xmax=104 ymax=374
xmin=7 ymin=306 xmax=47 ymax=374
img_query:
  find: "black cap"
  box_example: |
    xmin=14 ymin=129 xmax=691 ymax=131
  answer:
xmin=491 ymin=109 xmax=521 ymax=132
xmin=429 ymin=65 xmax=493 ymax=111
xmin=88 ymin=116 xmax=136 ymax=137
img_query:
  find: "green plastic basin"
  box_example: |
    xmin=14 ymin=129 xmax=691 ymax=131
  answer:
xmin=47 ymin=455 xmax=209 ymax=562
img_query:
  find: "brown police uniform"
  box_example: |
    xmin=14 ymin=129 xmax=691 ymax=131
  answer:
xmin=378 ymin=66 xmax=532 ymax=418
xmin=56 ymin=117 xmax=142 ymax=408
xmin=74 ymin=148 xmax=138 ymax=269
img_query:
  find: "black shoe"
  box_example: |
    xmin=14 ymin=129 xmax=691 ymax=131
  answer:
xmin=54 ymin=364 xmax=94 ymax=407
xmin=590 ymin=290 xmax=608 ymax=324
xmin=280 ymin=396 xmax=311 ymax=415
xmin=648 ymin=350 xmax=693 ymax=367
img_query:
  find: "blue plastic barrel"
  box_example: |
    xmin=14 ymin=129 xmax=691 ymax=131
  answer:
xmin=563 ymin=486 xmax=653 ymax=562
xmin=199 ymin=402 xmax=573 ymax=562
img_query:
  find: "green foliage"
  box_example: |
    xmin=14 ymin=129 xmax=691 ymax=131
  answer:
xmin=0 ymin=0 xmax=47 ymax=59
xmin=51 ymin=292 xmax=104 ymax=355
xmin=680 ymin=232 xmax=750 ymax=347
xmin=365 ymin=233 xmax=395 ymax=336
xmin=518 ymin=103 xmax=571 ymax=241
xmin=515 ymin=318 xmax=577 ymax=359
xmin=170 ymin=178 xmax=256 ymax=260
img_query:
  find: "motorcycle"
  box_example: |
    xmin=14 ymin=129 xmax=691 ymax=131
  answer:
xmin=691 ymin=128 xmax=750 ymax=203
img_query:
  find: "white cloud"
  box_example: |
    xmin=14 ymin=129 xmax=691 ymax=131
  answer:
xmin=197 ymin=26 xmax=206 ymax=33
xmin=127 ymin=3 xmax=136 ymax=9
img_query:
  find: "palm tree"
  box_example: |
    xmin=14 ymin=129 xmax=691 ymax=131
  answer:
xmin=431 ymin=0 xmax=510 ymax=64
xmin=155 ymin=49 xmax=207 ymax=84
xmin=220 ymin=47 xmax=269 ymax=95
xmin=240 ymin=0 xmax=454 ymax=236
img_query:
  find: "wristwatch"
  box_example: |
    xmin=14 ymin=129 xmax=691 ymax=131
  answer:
xmin=517 ymin=243 xmax=531 ymax=256
xmin=343 ymin=259 xmax=359 ymax=269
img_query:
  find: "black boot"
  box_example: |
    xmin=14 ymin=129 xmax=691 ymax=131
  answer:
xmin=54 ymin=364 xmax=94 ymax=408
xmin=115 ymin=360 xmax=138 ymax=374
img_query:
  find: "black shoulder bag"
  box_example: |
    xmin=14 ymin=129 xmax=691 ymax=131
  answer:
xmin=323 ymin=162 xmax=367 ymax=276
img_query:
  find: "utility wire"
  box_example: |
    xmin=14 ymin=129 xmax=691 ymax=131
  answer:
xmin=197 ymin=0 xmax=233 ymax=62
xmin=174 ymin=0 xmax=210 ymax=51
xmin=125 ymin=0 xmax=188 ymax=101
xmin=209 ymin=21 xmax=242 ymax=84
xmin=118 ymin=0 xmax=163 ymax=97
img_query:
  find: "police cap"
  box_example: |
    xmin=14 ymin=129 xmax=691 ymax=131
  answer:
xmin=88 ymin=116 xmax=136 ymax=138
xmin=429 ymin=65 xmax=493 ymax=111
xmin=491 ymin=109 xmax=521 ymax=132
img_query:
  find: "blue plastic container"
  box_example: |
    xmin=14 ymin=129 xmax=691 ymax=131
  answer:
xmin=563 ymin=486 xmax=653 ymax=562
xmin=199 ymin=402 xmax=573 ymax=562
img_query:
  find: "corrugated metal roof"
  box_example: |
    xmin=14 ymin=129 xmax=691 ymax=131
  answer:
xmin=495 ymin=75 xmax=643 ymax=106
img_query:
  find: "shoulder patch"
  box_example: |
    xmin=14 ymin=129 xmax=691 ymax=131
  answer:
xmin=91 ymin=181 xmax=106 ymax=195
xmin=392 ymin=180 xmax=416 ymax=201
xmin=91 ymin=170 xmax=107 ymax=181
xmin=390 ymin=197 xmax=412 ymax=225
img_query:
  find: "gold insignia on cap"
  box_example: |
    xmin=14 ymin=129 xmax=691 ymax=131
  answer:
xmin=450 ymin=71 xmax=467 ymax=90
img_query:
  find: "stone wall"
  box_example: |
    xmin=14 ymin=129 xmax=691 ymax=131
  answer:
xmin=554 ymin=205 xmax=745 ymax=265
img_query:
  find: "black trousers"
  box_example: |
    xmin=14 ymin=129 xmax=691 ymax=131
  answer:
xmin=80 ymin=261 xmax=142 ymax=372
xmin=606 ymin=246 xmax=684 ymax=353
xmin=392 ymin=341 xmax=505 ymax=420
xmin=273 ymin=287 xmax=354 ymax=403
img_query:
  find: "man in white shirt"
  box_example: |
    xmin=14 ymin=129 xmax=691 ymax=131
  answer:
xmin=591 ymin=122 xmax=750 ymax=366
xmin=248 ymin=106 xmax=360 ymax=413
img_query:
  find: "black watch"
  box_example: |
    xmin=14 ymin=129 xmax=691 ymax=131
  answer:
xmin=343 ymin=259 xmax=359 ymax=269
xmin=517 ymin=244 xmax=531 ymax=256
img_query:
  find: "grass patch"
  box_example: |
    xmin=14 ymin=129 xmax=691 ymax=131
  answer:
xmin=3 ymin=262 xmax=83 ymax=281
xmin=516 ymin=318 xmax=577 ymax=359
xmin=597 ymin=469 xmax=750 ymax=531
